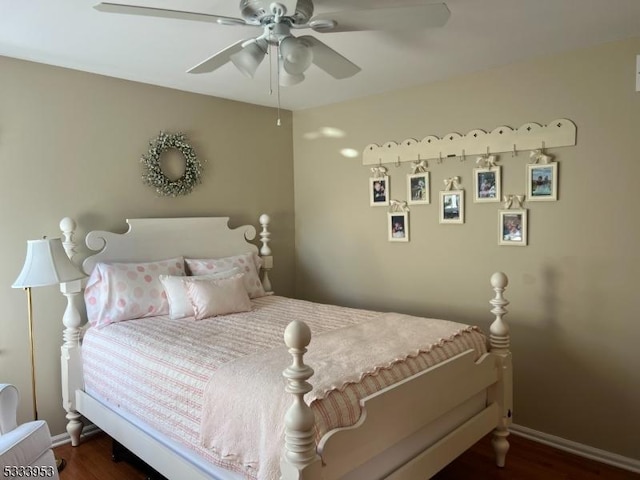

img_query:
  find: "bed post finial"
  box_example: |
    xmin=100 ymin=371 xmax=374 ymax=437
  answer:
xmin=259 ymin=214 xmax=271 ymax=256
xmin=259 ymin=214 xmax=274 ymax=293
xmin=280 ymin=320 xmax=322 ymax=479
xmin=489 ymin=272 xmax=509 ymax=353
xmin=59 ymin=217 xmax=78 ymax=260
xmin=488 ymin=272 xmax=512 ymax=468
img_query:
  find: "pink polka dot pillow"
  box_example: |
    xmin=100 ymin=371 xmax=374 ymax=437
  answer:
xmin=185 ymin=253 xmax=266 ymax=298
xmin=84 ymin=257 xmax=185 ymax=328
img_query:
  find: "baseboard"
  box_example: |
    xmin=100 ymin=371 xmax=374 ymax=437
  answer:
xmin=511 ymin=423 xmax=640 ymax=474
xmin=51 ymin=423 xmax=101 ymax=448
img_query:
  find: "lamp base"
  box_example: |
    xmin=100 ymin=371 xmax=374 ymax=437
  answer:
xmin=56 ymin=456 xmax=66 ymax=472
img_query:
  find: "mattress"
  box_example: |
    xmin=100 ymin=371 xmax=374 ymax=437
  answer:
xmin=82 ymin=295 xmax=487 ymax=478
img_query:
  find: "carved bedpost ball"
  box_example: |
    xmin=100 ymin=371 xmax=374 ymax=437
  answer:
xmin=284 ymin=320 xmax=311 ymax=350
xmin=491 ymin=272 xmax=508 ymax=289
xmin=59 ymin=217 xmax=76 ymax=233
xmin=259 ymin=213 xmax=270 ymax=226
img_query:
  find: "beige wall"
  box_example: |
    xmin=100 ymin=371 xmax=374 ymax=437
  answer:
xmin=0 ymin=56 xmax=295 ymax=435
xmin=2 ymin=36 xmax=639 ymax=462
xmin=293 ymin=37 xmax=640 ymax=459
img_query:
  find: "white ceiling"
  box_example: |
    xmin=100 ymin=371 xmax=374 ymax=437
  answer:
xmin=2 ymin=0 xmax=640 ymax=111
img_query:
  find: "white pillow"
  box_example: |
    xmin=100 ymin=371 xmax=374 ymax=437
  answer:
xmin=183 ymin=273 xmax=252 ymax=320
xmin=159 ymin=267 xmax=240 ymax=319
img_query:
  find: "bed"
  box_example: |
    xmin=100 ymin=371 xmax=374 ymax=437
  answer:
xmin=57 ymin=214 xmax=512 ymax=480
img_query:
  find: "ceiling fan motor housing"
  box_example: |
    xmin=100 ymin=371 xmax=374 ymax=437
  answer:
xmin=239 ymin=0 xmax=314 ymax=25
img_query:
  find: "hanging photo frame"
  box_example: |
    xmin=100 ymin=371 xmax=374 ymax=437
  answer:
xmin=407 ymin=172 xmax=430 ymax=205
xmin=440 ymin=176 xmax=464 ymax=224
xmin=527 ymin=162 xmax=558 ymax=201
xmin=388 ymin=212 xmax=409 ymax=242
xmin=499 ymin=209 xmax=528 ymax=246
xmin=439 ymin=190 xmax=465 ymax=224
xmin=369 ymin=175 xmax=390 ymax=206
xmin=473 ymin=167 xmax=501 ymax=203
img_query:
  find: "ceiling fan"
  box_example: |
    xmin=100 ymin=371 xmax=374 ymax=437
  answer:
xmin=94 ymin=0 xmax=450 ymax=86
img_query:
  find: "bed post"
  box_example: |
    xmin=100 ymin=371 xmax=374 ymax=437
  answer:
xmin=259 ymin=214 xmax=273 ymax=293
xmin=280 ymin=321 xmax=322 ymax=480
xmin=488 ymin=272 xmax=512 ymax=467
xmin=59 ymin=217 xmax=85 ymax=446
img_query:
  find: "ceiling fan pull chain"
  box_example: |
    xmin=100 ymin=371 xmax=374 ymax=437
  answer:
xmin=269 ymin=43 xmax=274 ymax=96
xmin=276 ymin=44 xmax=282 ymax=126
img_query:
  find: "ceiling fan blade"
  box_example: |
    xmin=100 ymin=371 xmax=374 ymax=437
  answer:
xmin=298 ymin=36 xmax=361 ymax=79
xmin=309 ymin=3 xmax=450 ymax=33
xmin=187 ymin=39 xmax=247 ymax=74
xmin=94 ymin=2 xmax=251 ymax=26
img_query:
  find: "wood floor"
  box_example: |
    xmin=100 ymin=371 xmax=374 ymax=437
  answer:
xmin=55 ymin=432 xmax=639 ymax=480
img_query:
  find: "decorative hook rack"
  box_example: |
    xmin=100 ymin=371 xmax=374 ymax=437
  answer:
xmin=362 ymin=118 xmax=576 ymax=166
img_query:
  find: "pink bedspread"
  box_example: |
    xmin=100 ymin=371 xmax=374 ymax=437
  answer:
xmin=82 ymin=296 xmax=487 ymax=479
xmin=200 ymin=312 xmax=485 ymax=479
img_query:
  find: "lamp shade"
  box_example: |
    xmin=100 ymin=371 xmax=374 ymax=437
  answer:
xmin=12 ymin=238 xmax=85 ymax=288
xmin=230 ymin=39 xmax=267 ymax=78
xmin=279 ymin=36 xmax=313 ymax=75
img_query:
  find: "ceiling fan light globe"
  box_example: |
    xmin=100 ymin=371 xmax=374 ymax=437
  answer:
xmin=282 ymin=56 xmax=312 ymax=75
xmin=279 ymin=37 xmax=313 ymax=75
xmin=230 ymin=40 xmax=266 ymax=78
xmin=279 ymin=68 xmax=305 ymax=86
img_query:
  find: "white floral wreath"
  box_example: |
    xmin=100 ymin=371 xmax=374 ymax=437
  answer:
xmin=140 ymin=131 xmax=203 ymax=197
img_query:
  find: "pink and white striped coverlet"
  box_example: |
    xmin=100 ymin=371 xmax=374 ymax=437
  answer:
xmin=82 ymin=296 xmax=487 ymax=479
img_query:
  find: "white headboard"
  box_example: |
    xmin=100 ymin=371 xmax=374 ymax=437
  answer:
xmin=82 ymin=217 xmax=258 ymax=275
xmin=59 ymin=214 xmax=273 ymax=290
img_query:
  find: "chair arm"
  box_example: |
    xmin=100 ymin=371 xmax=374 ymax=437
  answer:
xmin=0 ymin=421 xmax=52 ymax=465
xmin=0 ymin=384 xmax=19 ymax=434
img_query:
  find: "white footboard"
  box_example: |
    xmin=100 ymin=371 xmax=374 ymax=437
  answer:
xmin=280 ymin=272 xmax=512 ymax=480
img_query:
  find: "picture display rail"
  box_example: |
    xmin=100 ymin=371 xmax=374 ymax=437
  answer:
xmin=362 ymin=118 xmax=576 ymax=166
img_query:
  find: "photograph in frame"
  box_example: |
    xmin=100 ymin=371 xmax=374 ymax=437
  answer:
xmin=474 ymin=167 xmax=501 ymax=203
xmin=499 ymin=209 xmax=528 ymax=246
xmin=369 ymin=176 xmax=390 ymax=206
xmin=527 ymin=163 xmax=557 ymax=201
xmin=407 ymin=172 xmax=430 ymax=205
xmin=439 ymin=190 xmax=465 ymax=224
xmin=388 ymin=212 xmax=409 ymax=242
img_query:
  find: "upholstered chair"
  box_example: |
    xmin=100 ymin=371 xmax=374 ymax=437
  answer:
xmin=0 ymin=384 xmax=60 ymax=480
